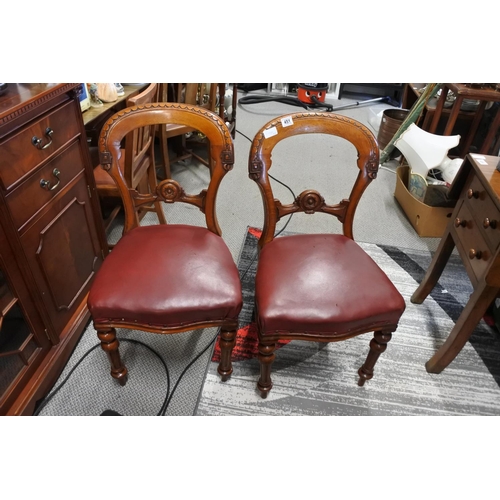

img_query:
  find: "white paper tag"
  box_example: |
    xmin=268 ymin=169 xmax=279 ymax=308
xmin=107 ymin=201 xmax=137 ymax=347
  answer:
xmin=477 ymin=159 xmax=488 ymax=165
xmin=263 ymin=127 xmax=278 ymax=139
xmin=281 ymin=116 xmax=294 ymax=127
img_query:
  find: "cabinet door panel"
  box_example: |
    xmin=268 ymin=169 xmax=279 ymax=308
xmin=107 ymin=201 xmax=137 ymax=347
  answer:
xmin=21 ymin=175 xmax=103 ymax=337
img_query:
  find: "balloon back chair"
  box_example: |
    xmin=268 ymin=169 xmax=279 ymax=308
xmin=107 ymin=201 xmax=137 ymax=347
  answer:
xmin=88 ymin=102 xmax=242 ymax=386
xmin=248 ymin=112 xmax=406 ymax=397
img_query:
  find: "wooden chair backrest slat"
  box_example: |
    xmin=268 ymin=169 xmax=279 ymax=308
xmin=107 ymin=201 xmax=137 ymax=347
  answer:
xmin=99 ymin=102 xmax=234 ymax=235
xmin=248 ymin=112 xmax=379 ymax=248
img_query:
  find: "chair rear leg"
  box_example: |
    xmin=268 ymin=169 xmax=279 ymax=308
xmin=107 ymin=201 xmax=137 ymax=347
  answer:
xmin=97 ymin=327 xmax=128 ymax=386
xmin=217 ymin=328 xmax=236 ymax=381
xmin=357 ymin=330 xmax=392 ymax=386
xmin=257 ymin=341 xmax=276 ymax=398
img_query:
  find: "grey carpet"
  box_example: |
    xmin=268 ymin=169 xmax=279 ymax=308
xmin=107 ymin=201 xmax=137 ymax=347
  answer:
xmin=197 ymin=234 xmax=500 ymax=416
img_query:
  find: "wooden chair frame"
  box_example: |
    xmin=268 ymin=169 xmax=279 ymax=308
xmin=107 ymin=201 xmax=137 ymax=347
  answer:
xmin=248 ymin=112 xmax=403 ymax=396
xmin=92 ymin=102 xmax=237 ymax=386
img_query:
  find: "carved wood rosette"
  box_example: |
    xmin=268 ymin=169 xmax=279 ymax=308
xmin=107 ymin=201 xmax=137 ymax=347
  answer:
xmin=275 ymin=190 xmax=350 ymax=222
xmin=156 ymin=179 xmax=207 ymax=211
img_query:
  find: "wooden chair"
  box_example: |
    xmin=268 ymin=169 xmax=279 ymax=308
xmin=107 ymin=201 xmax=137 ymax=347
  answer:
xmin=248 ymin=112 xmax=406 ymax=398
xmin=157 ymin=83 xmax=218 ymax=179
xmin=87 ymin=102 xmax=242 ymax=387
xmin=93 ymin=83 xmax=166 ymax=236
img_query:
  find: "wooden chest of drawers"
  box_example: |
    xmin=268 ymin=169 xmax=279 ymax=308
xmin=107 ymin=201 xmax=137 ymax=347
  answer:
xmin=0 ymin=84 xmax=107 ymax=415
xmin=411 ymin=154 xmax=500 ymax=373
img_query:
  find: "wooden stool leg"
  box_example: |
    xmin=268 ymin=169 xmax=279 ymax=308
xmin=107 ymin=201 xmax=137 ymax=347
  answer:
xmin=217 ymin=328 xmax=236 ymax=381
xmin=257 ymin=341 xmax=276 ymax=398
xmin=358 ymin=331 xmax=392 ymax=386
xmin=97 ymin=327 xmax=128 ymax=386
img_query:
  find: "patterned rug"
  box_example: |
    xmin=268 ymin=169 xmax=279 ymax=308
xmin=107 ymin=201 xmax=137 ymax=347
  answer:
xmin=197 ymin=227 xmax=500 ymax=416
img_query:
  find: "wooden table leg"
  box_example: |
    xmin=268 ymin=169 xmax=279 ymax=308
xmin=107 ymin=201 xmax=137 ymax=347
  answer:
xmin=411 ymin=229 xmax=456 ymax=304
xmin=460 ymin=100 xmax=487 ymax=156
xmin=429 ymin=87 xmax=448 ymax=133
xmin=425 ymin=282 xmax=499 ymax=373
xmin=443 ymin=97 xmax=463 ymax=135
xmin=480 ymin=105 xmax=500 ymax=154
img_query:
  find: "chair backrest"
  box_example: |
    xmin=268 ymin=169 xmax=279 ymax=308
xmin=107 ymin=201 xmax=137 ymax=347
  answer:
xmin=98 ymin=102 xmax=234 ymax=233
xmin=123 ymin=83 xmax=158 ymax=188
xmin=248 ymin=112 xmax=379 ymax=248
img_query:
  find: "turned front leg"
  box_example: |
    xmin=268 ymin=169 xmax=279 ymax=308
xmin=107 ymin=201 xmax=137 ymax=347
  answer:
xmin=217 ymin=328 xmax=236 ymax=381
xmin=257 ymin=341 xmax=276 ymax=398
xmin=97 ymin=327 xmax=128 ymax=386
xmin=358 ymin=331 xmax=392 ymax=386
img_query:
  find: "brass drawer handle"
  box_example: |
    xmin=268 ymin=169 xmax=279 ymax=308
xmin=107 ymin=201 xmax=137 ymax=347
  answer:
xmin=483 ymin=218 xmax=498 ymax=229
xmin=469 ymin=249 xmax=483 ymax=260
xmin=32 ymin=127 xmax=54 ymax=150
xmin=40 ymin=168 xmax=61 ymax=191
xmin=467 ymin=188 xmax=480 ymax=199
xmin=454 ymin=218 xmax=467 ymax=228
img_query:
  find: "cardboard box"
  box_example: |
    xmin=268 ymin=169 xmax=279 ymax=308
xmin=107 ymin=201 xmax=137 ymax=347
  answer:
xmin=394 ymin=165 xmax=455 ymax=238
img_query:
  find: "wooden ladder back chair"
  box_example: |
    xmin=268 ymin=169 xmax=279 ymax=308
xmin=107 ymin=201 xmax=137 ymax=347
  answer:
xmin=93 ymin=83 xmax=166 ymax=236
xmin=87 ymin=102 xmax=242 ymax=387
xmin=248 ymin=112 xmax=406 ymax=397
xmin=157 ymin=83 xmax=218 ymax=179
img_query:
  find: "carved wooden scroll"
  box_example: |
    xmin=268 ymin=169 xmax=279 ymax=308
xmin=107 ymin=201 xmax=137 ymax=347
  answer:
xmin=275 ymin=189 xmax=350 ymax=222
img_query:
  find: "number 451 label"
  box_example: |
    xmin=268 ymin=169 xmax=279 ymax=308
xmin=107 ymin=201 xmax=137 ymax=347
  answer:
xmin=281 ymin=116 xmax=294 ymax=127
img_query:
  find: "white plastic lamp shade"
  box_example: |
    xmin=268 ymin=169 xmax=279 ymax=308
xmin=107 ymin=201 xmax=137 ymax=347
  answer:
xmin=394 ymin=123 xmax=460 ymax=178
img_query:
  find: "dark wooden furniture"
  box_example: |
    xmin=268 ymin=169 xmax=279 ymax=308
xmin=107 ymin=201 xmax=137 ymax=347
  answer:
xmin=339 ymin=83 xmax=405 ymax=106
xmin=403 ymin=83 xmax=476 ymax=133
xmin=403 ymin=84 xmax=500 ymax=157
xmin=87 ymin=102 xmax=242 ymax=387
xmin=411 ymin=154 xmax=500 ymax=373
xmin=93 ymin=83 xmax=166 ymax=236
xmin=248 ymin=112 xmax=406 ymax=397
xmin=157 ymin=84 xmax=238 ymax=179
xmin=429 ymin=84 xmax=500 ymax=157
xmin=157 ymin=83 xmax=217 ymax=179
xmin=0 ymin=83 xmax=107 ymax=415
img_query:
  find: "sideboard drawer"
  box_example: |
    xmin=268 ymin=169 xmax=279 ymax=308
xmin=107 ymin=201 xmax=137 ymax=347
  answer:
xmin=454 ymin=201 xmax=492 ymax=282
xmin=466 ymin=175 xmax=500 ymax=250
xmin=5 ymin=140 xmax=85 ymax=231
xmin=0 ymin=100 xmax=80 ymax=191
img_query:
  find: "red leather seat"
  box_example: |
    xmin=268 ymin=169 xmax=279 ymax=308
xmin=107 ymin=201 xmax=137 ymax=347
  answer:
xmin=256 ymin=234 xmax=405 ymax=336
xmin=89 ymin=225 xmax=242 ymax=328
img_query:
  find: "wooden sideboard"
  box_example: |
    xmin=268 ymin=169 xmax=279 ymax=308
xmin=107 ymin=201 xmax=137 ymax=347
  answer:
xmin=0 ymin=84 xmax=107 ymax=415
xmin=411 ymin=154 xmax=500 ymax=372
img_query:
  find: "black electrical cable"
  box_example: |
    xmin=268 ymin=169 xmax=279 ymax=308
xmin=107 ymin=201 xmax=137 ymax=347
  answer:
xmin=160 ymin=331 xmax=219 ymax=415
xmin=238 ymin=93 xmax=337 ymax=112
xmin=33 ymin=338 xmax=171 ymax=416
xmin=238 ymin=93 xmax=310 ymax=109
xmin=236 ymin=128 xmax=296 ymax=282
